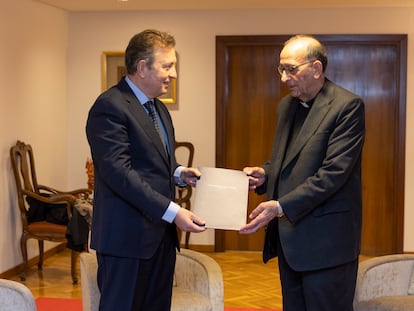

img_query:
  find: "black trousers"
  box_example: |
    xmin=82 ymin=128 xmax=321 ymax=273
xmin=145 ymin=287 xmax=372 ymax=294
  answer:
xmin=96 ymin=232 xmax=176 ymax=311
xmin=277 ymin=236 xmax=358 ymax=311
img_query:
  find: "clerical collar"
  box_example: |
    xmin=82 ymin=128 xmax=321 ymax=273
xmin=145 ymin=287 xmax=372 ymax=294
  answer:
xmin=300 ymin=97 xmax=315 ymax=109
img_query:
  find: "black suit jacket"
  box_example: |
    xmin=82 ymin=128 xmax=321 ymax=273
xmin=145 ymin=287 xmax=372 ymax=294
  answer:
xmin=259 ymin=79 xmax=365 ymax=271
xmin=86 ymin=77 xmax=179 ymax=259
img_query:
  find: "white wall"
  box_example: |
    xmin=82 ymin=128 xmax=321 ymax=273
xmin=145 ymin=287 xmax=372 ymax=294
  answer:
xmin=0 ymin=0 xmax=68 ymax=273
xmin=1 ymin=1 xmax=413 ymax=274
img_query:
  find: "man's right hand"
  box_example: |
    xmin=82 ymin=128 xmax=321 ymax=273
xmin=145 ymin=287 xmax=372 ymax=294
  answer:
xmin=174 ymin=208 xmax=206 ymax=233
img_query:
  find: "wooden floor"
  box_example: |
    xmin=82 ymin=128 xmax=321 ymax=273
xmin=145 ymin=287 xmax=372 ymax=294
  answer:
xmin=208 ymin=251 xmax=283 ymax=309
xmin=8 ymin=248 xmax=371 ymax=309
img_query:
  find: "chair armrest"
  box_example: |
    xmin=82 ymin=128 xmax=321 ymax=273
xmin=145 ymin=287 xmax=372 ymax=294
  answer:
xmin=0 ymin=279 xmax=36 ymax=311
xmin=23 ymin=190 xmax=75 ymax=220
xmin=174 ymin=249 xmax=223 ymax=311
xmin=354 ymin=254 xmax=414 ymax=304
xmin=23 ymin=190 xmax=75 ymax=203
xmin=38 ymin=184 xmax=91 ymax=197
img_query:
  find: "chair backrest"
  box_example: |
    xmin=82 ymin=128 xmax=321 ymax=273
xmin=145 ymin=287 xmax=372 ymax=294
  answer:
xmin=0 ymin=279 xmax=36 ymax=311
xmin=175 ymin=141 xmax=194 ymax=167
xmin=354 ymin=254 xmax=414 ymax=305
xmin=9 ymin=141 xmax=39 ymax=227
xmin=10 ymin=141 xmax=39 ymax=193
xmin=174 ymin=141 xmax=195 ymax=202
xmin=174 ymin=248 xmax=224 ymax=311
xmin=174 ymin=141 xmax=195 ymax=248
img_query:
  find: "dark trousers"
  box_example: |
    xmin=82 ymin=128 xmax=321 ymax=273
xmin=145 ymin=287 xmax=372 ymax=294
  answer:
xmin=96 ymin=233 xmax=176 ymax=311
xmin=277 ymin=237 xmax=358 ymax=311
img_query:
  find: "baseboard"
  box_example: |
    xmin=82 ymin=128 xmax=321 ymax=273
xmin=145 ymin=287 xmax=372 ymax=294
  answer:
xmin=0 ymin=243 xmax=67 ymax=279
xmin=180 ymin=244 xmax=215 ymax=252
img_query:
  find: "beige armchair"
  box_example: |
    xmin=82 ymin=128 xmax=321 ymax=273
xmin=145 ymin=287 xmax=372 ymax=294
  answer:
xmin=354 ymin=254 xmax=414 ymax=311
xmin=0 ymin=279 xmax=36 ymax=311
xmin=80 ymin=248 xmax=224 ymax=311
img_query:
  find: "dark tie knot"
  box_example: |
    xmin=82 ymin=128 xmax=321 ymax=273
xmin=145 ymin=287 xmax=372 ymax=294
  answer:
xmin=144 ymin=101 xmax=155 ymax=113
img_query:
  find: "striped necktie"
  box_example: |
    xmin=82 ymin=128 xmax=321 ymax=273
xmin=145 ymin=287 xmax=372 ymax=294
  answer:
xmin=144 ymin=101 xmax=168 ymax=154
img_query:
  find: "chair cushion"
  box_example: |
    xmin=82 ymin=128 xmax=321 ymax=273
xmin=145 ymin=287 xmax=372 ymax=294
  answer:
xmin=171 ymin=287 xmax=212 ymax=311
xmin=356 ymin=296 xmax=414 ymax=311
xmin=28 ymin=221 xmax=67 ymax=233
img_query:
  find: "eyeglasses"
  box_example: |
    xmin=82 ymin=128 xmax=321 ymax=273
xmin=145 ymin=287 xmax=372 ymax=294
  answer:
xmin=277 ymin=60 xmax=315 ymax=76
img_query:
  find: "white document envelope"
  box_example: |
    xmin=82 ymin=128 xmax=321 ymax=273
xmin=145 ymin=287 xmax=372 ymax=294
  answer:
xmin=193 ymin=167 xmax=249 ymax=230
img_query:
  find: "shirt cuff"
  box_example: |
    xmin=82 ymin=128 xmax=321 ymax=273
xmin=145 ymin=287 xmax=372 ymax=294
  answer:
xmin=162 ymin=201 xmax=181 ymax=223
xmin=174 ymin=165 xmax=187 ymax=187
xmin=276 ymin=201 xmax=284 ymax=218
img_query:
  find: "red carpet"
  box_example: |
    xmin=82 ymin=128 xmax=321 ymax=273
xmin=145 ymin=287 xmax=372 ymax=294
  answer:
xmin=36 ymin=297 xmax=280 ymax=311
xmin=226 ymin=308 xmax=279 ymax=311
xmin=36 ymin=297 xmax=82 ymax=311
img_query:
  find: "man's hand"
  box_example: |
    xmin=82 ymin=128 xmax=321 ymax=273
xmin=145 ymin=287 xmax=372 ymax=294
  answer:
xmin=180 ymin=167 xmax=201 ymax=187
xmin=239 ymin=200 xmax=280 ymax=234
xmin=243 ymin=166 xmax=266 ymax=191
xmin=174 ymin=208 xmax=206 ymax=233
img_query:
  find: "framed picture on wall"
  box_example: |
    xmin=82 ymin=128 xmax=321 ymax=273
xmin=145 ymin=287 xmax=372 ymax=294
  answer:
xmin=101 ymin=51 xmax=177 ymax=104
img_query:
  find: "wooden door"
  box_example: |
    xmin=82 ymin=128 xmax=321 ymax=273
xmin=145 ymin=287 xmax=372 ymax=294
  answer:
xmin=215 ymin=35 xmax=407 ymax=256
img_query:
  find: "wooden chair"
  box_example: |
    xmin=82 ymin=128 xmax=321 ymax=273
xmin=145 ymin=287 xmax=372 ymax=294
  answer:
xmin=174 ymin=141 xmax=195 ymax=249
xmin=9 ymin=140 xmax=90 ymax=284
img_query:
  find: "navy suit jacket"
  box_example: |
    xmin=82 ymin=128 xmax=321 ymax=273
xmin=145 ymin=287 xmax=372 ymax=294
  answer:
xmin=86 ymin=77 xmax=179 ymax=259
xmin=259 ymin=79 xmax=365 ymax=271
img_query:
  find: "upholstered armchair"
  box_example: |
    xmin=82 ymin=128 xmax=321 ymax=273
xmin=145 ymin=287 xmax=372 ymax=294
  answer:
xmin=80 ymin=248 xmax=224 ymax=311
xmin=354 ymin=254 xmax=414 ymax=311
xmin=0 ymin=279 xmax=36 ymax=311
xmin=171 ymin=248 xmax=224 ymax=311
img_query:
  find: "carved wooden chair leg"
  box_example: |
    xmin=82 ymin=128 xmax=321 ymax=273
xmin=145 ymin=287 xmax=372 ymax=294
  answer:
xmin=20 ymin=236 xmax=28 ymax=281
xmin=71 ymin=250 xmax=78 ymax=284
xmin=38 ymin=240 xmax=44 ymax=270
xmin=185 ymin=232 xmax=190 ymax=249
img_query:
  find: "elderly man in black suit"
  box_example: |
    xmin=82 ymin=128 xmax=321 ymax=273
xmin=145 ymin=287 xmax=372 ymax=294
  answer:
xmin=241 ymin=35 xmax=365 ymax=311
xmin=86 ymin=29 xmax=206 ymax=311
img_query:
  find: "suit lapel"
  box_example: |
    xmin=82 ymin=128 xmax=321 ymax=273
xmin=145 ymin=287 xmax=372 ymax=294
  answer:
xmin=153 ymin=98 xmax=173 ymax=155
xmin=118 ymin=79 xmax=170 ymax=165
xmin=282 ymin=80 xmax=333 ymax=169
xmin=273 ymin=99 xmax=297 ymax=173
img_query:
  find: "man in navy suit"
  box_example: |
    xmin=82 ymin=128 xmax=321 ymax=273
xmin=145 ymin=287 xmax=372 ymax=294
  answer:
xmin=86 ymin=29 xmax=206 ymax=311
xmin=240 ymin=35 xmax=365 ymax=310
